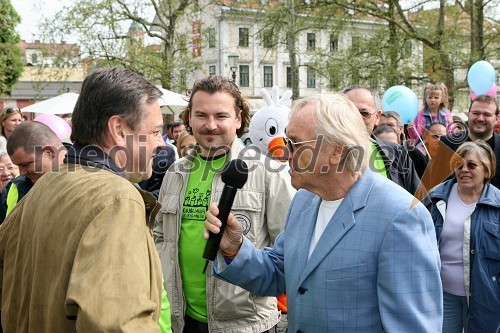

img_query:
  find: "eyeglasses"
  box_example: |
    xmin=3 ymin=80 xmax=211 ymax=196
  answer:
xmin=359 ymin=110 xmax=378 ymax=119
xmin=455 ymin=162 xmax=482 ymax=171
xmin=284 ymin=137 xmax=319 ymax=153
xmin=431 ymin=134 xmax=442 ymax=139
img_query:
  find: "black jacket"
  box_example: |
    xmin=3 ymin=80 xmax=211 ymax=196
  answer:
xmin=372 ymin=135 xmax=421 ymax=196
xmin=138 ymin=145 xmax=176 ymax=198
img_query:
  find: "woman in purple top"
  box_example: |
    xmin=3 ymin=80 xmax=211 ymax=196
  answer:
xmin=430 ymin=141 xmax=500 ymax=333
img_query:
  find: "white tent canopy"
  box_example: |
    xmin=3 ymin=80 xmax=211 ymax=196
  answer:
xmin=21 ymin=88 xmax=188 ymax=117
xmin=21 ymin=92 xmax=79 ymax=115
xmin=157 ymin=87 xmax=188 ymax=116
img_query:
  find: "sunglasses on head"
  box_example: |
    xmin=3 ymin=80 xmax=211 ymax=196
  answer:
xmin=5 ymin=108 xmax=21 ymax=114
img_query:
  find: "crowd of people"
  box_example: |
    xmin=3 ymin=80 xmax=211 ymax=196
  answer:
xmin=0 ymin=68 xmax=498 ymax=333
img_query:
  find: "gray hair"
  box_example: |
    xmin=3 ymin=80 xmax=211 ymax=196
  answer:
xmin=291 ymin=93 xmax=370 ymax=175
xmin=380 ymin=111 xmax=402 ymax=126
xmin=453 ymin=140 xmax=496 ymax=181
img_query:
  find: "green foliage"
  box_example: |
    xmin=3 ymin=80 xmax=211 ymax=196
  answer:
xmin=0 ymin=0 xmax=24 ymax=95
xmin=40 ymin=0 xmax=199 ymax=90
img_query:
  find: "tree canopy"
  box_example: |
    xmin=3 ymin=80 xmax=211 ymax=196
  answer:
xmin=0 ymin=0 xmax=24 ymax=96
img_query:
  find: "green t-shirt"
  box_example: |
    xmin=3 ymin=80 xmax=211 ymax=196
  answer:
xmin=370 ymin=142 xmax=388 ymax=179
xmin=179 ymin=153 xmax=227 ymax=323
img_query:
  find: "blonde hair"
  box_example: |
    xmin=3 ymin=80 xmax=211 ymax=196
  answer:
xmin=291 ymin=93 xmax=370 ymax=175
xmin=423 ymin=83 xmax=449 ymax=110
xmin=176 ymin=130 xmax=197 ymax=157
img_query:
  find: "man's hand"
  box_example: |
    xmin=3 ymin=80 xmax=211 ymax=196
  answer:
xmin=204 ymin=203 xmax=243 ymax=255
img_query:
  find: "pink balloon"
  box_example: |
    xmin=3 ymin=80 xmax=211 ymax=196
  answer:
xmin=470 ymin=82 xmax=497 ymax=100
xmin=34 ymin=114 xmax=72 ymax=142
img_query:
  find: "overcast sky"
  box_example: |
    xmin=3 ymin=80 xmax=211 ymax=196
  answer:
xmin=13 ymin=0 xmax=499 ymax=43
xmin=13 ymin=0 xmax=64 ymax=42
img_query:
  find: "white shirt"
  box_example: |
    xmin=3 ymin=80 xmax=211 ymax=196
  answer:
xmin=308 ymin=198 xmax=344 ymax=259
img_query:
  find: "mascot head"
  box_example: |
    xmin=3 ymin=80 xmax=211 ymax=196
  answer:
xmin=248 ymin=86 xmax=292 ymax=161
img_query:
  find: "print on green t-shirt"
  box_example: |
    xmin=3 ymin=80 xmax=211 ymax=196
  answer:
xmin=179 ymin=153 xmax=227 ymax=323
xmin=369 ymin=142 xmax=388 ymax=179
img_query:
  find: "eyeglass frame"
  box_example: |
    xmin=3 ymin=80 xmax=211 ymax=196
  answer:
xmin=455 ymin=161 xmax=482 ymax=171
xmin=359 ymin=109 xmax=379 ymax=120
xmin=284 ymin=137 xmax=320 ymax=154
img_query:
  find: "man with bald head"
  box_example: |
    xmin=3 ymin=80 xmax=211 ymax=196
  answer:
xmin=0 ymin=121 xmax=67 ymax=222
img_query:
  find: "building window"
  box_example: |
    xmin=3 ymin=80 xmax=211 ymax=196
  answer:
xmin=263 ymin=66 xmax=273 ymax=87
xmin=330 ymin=35 xmax=338 ymax=52
xmin=307 ymin=68 xmax=316 ymax=88
xmin=239 ymin=65 xmax=249 ymax=87
xmin=262 ymin=30 xmax=273 ymax=48
xmin=239 ymin=28 xmax=249 ymax=47
xmin=307 ymin=32 xmax=315 ymax=50
xmin=31 ymin=53 xmax=38 ymax=64
xmin=208 ymin=28 xmax=216 ymax=48
xmin=286 ymin=67 xmax=292 ymax=88
xmin=209 ymin=65 xmax=216 ymax=76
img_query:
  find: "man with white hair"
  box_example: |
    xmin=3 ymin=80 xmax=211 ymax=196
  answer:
xmin=205 ymin=93 xmax=443 ymax=332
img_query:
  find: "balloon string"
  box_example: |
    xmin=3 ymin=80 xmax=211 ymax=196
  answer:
xmin=416 ymin=131 xmax=431 ymax=160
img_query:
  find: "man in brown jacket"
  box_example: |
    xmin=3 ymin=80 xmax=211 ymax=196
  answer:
xmin=0 ymin=68 xmax=166 ymax=332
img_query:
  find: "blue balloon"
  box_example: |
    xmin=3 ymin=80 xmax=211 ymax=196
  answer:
xmin=467 ymin=60 xmax=496 ymax=95
xmin=382 ymin=85 xmax=419 ymax=124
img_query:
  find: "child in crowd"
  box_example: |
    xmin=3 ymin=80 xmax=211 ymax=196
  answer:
xmin=408 ymin=83 xmax=454 ymax=145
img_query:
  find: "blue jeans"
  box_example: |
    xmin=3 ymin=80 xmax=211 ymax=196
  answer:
xmin=442 ymin=291 xmax=468 ymax=333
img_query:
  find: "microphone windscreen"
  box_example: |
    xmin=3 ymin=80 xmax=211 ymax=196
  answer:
xmin=221 ymin=159 xmax=248 ymax=189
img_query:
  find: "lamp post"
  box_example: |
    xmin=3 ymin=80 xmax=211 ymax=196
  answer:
xmin=228 ymin=53 xmax=239 ymax=84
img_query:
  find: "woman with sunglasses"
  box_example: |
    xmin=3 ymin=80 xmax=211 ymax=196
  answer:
xmin=430 ymin=140 xmax=499 ymax=333
xmin=0 ymin=108 xmax=23 ymax=139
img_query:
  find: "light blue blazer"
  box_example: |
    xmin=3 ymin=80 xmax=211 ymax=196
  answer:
xmin=214 ymin=169 xmax=443 ymax=332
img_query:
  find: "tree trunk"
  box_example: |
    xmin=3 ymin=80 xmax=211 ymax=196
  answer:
xmin=287 ymin=0 xmax=300 ymax=99
xmin=387 ymin=2 xmax=398 ymax=87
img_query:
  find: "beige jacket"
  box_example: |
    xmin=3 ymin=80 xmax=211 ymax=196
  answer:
xmin=154 ymin=141 xmax=295 ymax=333
xmin=0 ymin=164 xmax=163 ymax=332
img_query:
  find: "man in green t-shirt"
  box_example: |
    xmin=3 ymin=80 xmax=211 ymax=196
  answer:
xmin=154 ymin=75 xmax=295 ymax=333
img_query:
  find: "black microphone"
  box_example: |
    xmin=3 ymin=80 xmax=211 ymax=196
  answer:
xmin=203 ymin=159 xmax=249 ymax=262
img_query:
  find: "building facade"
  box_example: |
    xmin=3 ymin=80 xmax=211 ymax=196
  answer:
xmin=174 ymin=0 xmax=424 ymax=110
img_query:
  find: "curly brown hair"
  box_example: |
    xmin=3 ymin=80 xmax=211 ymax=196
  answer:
xmin=181 ymin=75 xmax=250 ymax=137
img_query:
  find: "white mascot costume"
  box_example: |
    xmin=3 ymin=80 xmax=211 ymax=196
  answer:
xmin=248 ymin=86 xmax=292 ymax=161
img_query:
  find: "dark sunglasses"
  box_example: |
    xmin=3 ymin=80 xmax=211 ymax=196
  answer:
xmin=456 ymin=162 xmax=482 ymax=171
xmin=5 ymin=108 xmax=21 ymax=114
